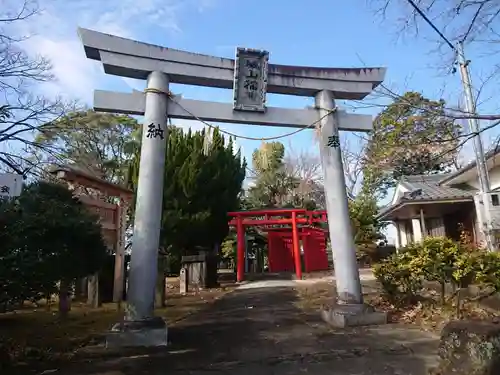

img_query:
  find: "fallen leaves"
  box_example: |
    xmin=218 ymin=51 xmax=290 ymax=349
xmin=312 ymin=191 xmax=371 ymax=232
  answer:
xmin=0 ymin=284 xmax=234 ymax=371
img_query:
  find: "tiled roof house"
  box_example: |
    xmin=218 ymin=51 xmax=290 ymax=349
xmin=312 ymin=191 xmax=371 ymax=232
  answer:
xmin=378 ymin=147 xmax=500 ymax=247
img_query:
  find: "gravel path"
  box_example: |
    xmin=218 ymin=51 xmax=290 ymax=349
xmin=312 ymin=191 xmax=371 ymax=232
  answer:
xmin=44 ymin=277 xmax=440 ymax=375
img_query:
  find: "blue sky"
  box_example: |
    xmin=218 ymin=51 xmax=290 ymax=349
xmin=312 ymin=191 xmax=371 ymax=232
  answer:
xmin=9 ymin=0 xmax=500 ymax=217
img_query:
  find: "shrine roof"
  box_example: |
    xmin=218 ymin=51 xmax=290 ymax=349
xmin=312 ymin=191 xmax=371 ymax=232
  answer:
xmin=50 ymin=165 xmax=133 ymax=198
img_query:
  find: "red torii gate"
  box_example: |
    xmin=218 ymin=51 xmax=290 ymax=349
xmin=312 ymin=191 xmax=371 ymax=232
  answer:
xmin=228 ymin=208 xmax=328 ymax=282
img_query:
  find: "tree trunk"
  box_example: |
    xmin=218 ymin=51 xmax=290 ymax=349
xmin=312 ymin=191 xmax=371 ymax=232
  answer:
xmin=87 ymin=274 xmax=101 ymax=308
xmin=58 ymin=280 xmax=71 ymax=318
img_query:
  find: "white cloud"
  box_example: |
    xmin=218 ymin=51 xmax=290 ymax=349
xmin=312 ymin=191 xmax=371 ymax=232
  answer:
xmin=24 ymin=37 xmax=99 ymax=102
xmin=6 ymin=0 xmax=251 ymax=163
xmin=196 ymin=0 xmax=218 ymax=12
xmin=7 ymin=0 xmax=216 ymax=102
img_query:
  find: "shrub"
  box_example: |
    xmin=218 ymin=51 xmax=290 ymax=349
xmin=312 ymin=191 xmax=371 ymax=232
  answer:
xmin=0 ymin=182 xmax=108 ymax=310
xmin=373 ymin=251 xmax=424 ymax=304
xmin=410 ymin=237 xmax=462 ymax=304
xmin=373 ymin=236 xmax=500 ymax=310
xmin=475 ymin=251 xmax=500 ymax=293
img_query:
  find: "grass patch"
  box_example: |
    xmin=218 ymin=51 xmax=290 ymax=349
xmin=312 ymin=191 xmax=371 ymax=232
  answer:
xmin=294 ymin=281 xmax=335 ymax=311
xmin=364 ymin=288 xmax=497 ymax=332
xmin=0 ymin=303 xmax=120 ymax=369
xmin=294 ymin=280 xmax=380 ymax=312
xmin=294 ymin=279 xmax=497 ymax=333
xmin=0 ymin=283 xmax=233 ymax=370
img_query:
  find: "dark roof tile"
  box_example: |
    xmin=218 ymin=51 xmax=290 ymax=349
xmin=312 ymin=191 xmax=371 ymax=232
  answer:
xmin=398 ymin=174 xmax=473 ymax=201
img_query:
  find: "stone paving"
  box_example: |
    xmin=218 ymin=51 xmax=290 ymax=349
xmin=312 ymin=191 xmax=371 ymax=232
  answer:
xmin=48 ymin=280 xmax=440 ymax=375
xmin=237 ymin=268 xmax=376 ymax=289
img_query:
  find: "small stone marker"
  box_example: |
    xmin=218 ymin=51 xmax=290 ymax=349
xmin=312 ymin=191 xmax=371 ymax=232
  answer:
xmin=179 ymin=267 xmax=188 ymax=295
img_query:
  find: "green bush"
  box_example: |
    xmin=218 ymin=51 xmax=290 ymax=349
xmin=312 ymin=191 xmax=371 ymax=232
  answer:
xmin=373 ymin=251 xmax=424 ymax=304
xmin=373 ymin=237 xmax=500 ymax=307
xmin=475 ymin=251 xmax=500 ymax=292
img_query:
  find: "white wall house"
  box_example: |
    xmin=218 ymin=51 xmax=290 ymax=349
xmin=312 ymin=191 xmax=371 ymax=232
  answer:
xmin=378 ymin=148 xmax=500 ymax=248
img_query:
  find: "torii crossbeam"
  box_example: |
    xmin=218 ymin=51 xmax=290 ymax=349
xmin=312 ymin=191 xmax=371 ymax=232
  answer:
xmin=78 ymin=27 xmax=387 ymax=346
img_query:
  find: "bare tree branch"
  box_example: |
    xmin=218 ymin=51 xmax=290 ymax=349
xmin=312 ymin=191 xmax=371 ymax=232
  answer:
xmin=0 ymin=1 xmax=76 ymax=176
xmin=362 ymin=82 xmax=500 ymax=120
xmin=283 ymin=145 xmax=326 ymax=208
xmin=365 ymin=0 xmax=500 ymax=131
xmin=284 ymin=144 xmax=322 ymax=183
xmin=0 ymin=0 xmax=37 ymax=23
xmin=369 ymin=0 xmax=500 ymax=47
xmin=341 ymin=136 xmax=366 ymax=196
xmin=0 ymin=1 xmax=52 ymax=99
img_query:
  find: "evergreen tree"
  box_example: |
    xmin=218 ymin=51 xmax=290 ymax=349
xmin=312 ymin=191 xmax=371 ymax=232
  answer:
xmin=362 ymin=92 xmax=461 ymax=199
xmin=0 ymin=182 xmax=108 ymax=307
xmin=35 ymin=110 xmax=140 ymax=184
xmin=247 ymin=142 xmax=300 ymax=208
xmin=128 ymin=126 xmax=246 ymax=271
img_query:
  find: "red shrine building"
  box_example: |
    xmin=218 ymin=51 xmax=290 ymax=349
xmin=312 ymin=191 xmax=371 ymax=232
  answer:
xmin=228 ymin=208 xmax=329 ymax=282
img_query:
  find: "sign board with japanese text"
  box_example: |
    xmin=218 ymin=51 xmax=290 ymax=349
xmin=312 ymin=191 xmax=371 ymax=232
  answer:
xmin=233 ymin=47 xmax=269 ymax=112
xmin=0 ymin=173 xmax=23 ymax=198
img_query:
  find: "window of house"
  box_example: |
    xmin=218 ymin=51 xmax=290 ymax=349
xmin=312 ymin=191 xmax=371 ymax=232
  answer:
xmin=492 ymin=194 xmax=499 ymax=207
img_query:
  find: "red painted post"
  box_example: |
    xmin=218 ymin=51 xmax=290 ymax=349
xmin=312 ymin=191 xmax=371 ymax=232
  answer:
xmin=236 ymin=216 xmax=245 ymax=282
xmin=291 ymin=211 xmax=302 ymax=280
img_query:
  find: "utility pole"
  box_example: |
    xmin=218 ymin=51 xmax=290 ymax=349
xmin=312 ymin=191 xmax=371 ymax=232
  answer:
xmin=403 ymin=0 xmax=495 ymax=250
xmin=457 ymin=41 xmax=495 ymax=251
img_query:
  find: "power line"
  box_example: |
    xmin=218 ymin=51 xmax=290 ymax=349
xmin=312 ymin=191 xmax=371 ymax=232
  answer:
xmin=353 ymin=116 xmax=500 ymax=178
xmin=405 ymin=0 xmax=456 ymax=51
xmin=394 ymin=3 xmax=494 ymax=250
xmin=462 ymin=2 xmax=485 ymax=43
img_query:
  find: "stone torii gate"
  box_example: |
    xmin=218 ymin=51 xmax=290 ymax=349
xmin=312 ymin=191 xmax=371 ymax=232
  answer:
xmin=78 ymin=28 xmax=387 ymax=346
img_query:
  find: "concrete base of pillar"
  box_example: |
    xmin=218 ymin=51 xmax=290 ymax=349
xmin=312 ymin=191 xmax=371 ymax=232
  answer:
xmin=106 ymin=317 xmax=168 ymax=348
xmin=321 ymin=303 xmax=387 ymax=328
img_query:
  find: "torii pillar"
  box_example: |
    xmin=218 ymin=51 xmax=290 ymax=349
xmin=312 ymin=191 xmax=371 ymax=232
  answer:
xmin=78 ymin=28 xmax=388 ymax=346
